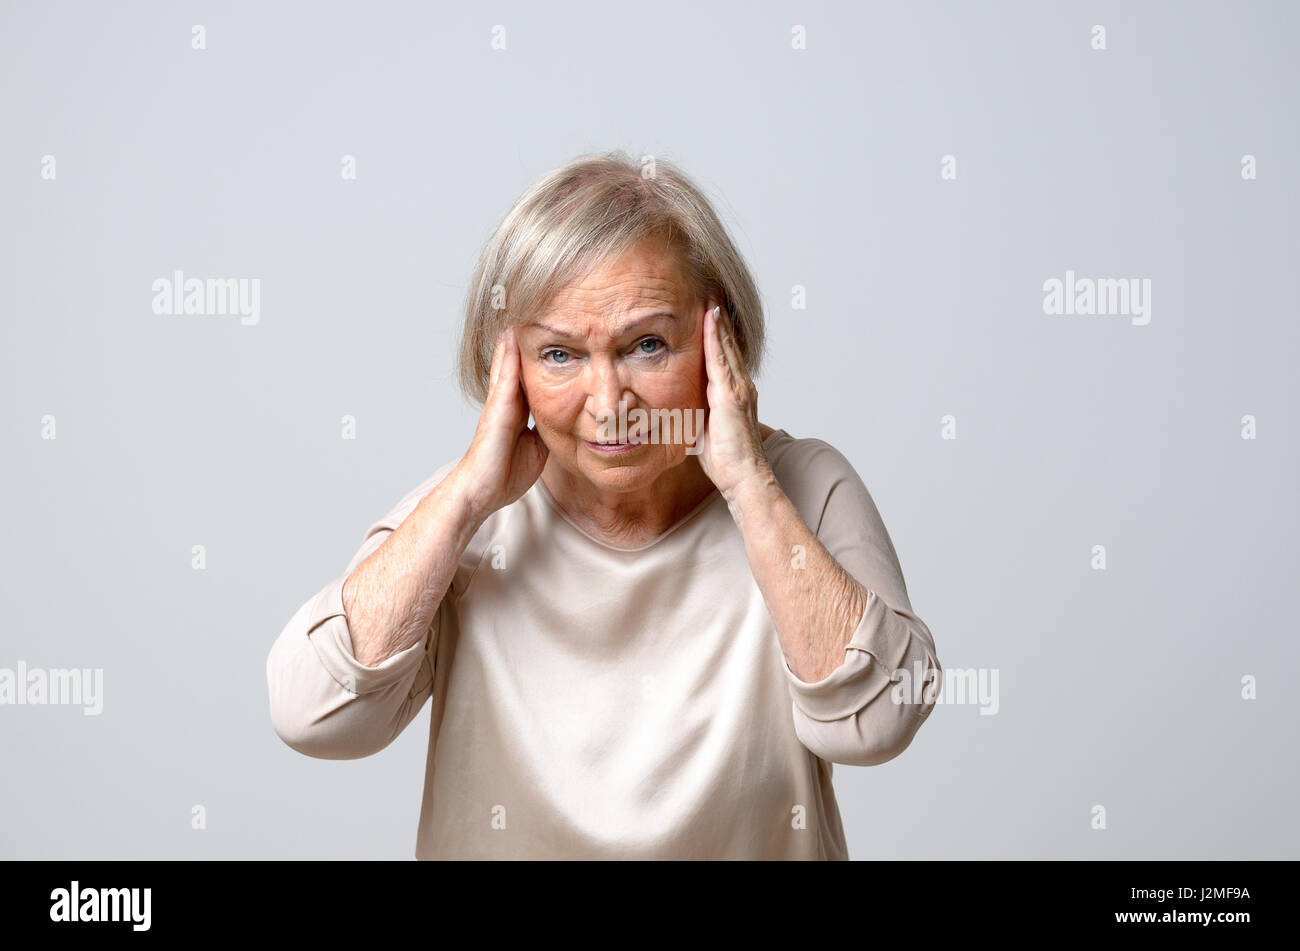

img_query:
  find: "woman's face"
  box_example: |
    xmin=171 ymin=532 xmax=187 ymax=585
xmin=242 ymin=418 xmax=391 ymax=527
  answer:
xmin=516 ymin=240 xmax=708 ymax=495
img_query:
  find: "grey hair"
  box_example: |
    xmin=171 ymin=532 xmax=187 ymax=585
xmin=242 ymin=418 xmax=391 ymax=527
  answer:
xmin=456 ymin=150 xmax=766 ymax=404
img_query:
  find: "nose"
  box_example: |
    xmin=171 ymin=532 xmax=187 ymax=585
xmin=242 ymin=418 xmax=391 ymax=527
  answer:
xmin=586 ymin=355 xmax=632 ymax=431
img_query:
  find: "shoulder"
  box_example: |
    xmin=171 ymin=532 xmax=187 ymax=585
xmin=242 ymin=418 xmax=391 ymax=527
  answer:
xmin=763 ymin=429 xmax=916 ymax=609
xmin=765 ymin=429 xmax=863 ymax=489
xmin=763 ymin=429 xmax=882 ymax=533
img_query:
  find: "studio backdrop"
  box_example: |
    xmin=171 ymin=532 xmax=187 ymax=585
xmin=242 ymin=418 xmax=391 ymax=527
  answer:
xmin=1 ymin=0 xmax=1296 ymax=859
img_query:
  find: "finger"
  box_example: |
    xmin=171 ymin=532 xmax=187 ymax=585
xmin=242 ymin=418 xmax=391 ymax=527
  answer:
xmin=495 ymin=328 xmax=536 ymax=434
xmin=708 ymin=304 xmax=747 ymax=407
xmin=483 ymin=348 xmax=519 ymax=433
xmin=718 ymin=307 xmax=760 ymax=419
xmin=502 ymin=327 xmax=530 ymax=409
xmin=702 ymin=303 xmax=729 ymax=386
xmin=716 ymin=304 xmax=748 ymax=382
xmin=499 ymin=326 xmax=517 ymax=383
xmin=492 ymin=326 xmax=524 ymax=399
xmin=488 ymin=326 xmax=507 ymax=391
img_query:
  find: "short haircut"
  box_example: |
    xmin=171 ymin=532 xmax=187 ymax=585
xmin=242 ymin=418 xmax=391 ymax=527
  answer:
xmin=457 ymin=150 xmax=766 ymax=403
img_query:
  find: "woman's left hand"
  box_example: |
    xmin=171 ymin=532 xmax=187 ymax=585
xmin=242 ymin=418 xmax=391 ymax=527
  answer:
xmin=696 ymin=301 xmax=772 ymax=496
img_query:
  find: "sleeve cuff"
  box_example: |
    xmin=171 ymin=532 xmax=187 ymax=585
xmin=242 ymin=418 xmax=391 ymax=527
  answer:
xmin=782 ymin=588 xmax=918 ymax=721
xmin=303 ymin=575 xmax=430 ymax=696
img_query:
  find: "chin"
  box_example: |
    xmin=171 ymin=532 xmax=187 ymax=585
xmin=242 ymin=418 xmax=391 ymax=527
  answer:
xmin=575 ymin=446 xmax=681 ymax=491
xmin=580 ymin=459 xmax=662 ymax=492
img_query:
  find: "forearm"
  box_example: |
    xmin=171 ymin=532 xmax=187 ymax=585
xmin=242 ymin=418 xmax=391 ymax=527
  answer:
xmin=724 ymin=467 xmax=868 ymax=683
xmin=342 ymin=468 xmax=484 ymax=668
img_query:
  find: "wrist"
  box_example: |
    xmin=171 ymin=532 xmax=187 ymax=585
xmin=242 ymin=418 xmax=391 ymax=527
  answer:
xmin=721 ymin=462 xmax=781 ymax=523
xmin=438 ymin=464 xmax=491 ymax=535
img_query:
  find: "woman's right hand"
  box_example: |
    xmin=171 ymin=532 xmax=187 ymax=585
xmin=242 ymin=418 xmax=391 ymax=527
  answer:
xmin=450 ymin=325 xmax=550 ymax=523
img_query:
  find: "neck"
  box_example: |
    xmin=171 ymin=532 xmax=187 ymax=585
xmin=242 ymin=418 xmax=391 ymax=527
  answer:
xmin=541 ymin=454 xmax=720 ymax=546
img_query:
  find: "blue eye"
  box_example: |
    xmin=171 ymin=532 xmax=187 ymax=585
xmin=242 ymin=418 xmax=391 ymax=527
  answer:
xmin=542 ymin=340 xmax=662 ymax=365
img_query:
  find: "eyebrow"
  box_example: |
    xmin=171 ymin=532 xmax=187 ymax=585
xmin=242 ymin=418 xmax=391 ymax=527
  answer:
xmin=527 ymin=311 xmax=678 ymax=341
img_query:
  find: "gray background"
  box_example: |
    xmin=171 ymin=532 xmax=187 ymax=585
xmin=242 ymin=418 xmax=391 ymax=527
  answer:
xmin=2 ymin=0 xmax=1296 ymax=859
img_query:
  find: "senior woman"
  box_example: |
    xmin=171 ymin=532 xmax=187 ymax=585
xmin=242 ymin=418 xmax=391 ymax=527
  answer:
xmin=266 ymin=151 xmax=941 ymax=860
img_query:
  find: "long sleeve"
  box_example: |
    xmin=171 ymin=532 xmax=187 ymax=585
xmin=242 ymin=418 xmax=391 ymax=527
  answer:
xmin=774 ymin=439 xmax=942 ymax=766
xmin=266 ymin=464 xmax=456 ymax=760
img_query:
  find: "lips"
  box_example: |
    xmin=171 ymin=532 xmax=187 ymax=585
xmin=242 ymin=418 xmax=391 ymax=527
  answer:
xmin=585 ymin=432 xmax=646 ymax=446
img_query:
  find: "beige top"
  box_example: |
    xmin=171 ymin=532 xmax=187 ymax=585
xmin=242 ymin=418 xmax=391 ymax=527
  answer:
xmin=266 ymin=429 xmax=940 ymax=859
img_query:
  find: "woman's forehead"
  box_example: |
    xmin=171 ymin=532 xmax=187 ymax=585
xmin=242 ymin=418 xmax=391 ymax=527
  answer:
xmin=529 ymin=255 xmax=696 ymax=329
xmin=525 ymin=308 xmax=684 ymax=342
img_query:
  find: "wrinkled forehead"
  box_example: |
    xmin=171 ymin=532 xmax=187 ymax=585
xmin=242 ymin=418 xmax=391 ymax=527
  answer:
xmin=526 ymin=245 xmax=699 ymax=336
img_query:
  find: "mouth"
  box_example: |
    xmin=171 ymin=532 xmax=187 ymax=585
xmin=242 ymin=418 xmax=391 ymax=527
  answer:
xmin=583 ymin=435 xmax=646 ymax=453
